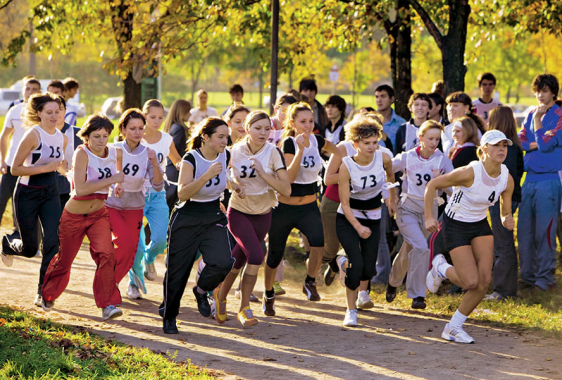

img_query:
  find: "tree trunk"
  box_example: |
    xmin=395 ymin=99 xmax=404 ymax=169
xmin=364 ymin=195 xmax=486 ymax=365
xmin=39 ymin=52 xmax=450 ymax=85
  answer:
xmin=123 ymin=72 xmax=142 ymax=110
xmin=259 ymin=72 xmax=264 ymax=109
xmin=441 ymin=0 xmax=469 ymax=95
xmin=394 ymin=0 xmax=412 ymax=120
xmin=506 ymin=86 xmax=511 ymax=104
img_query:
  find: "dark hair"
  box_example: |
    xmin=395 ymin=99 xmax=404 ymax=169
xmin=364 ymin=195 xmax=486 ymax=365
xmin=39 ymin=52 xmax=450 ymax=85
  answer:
xmin=225 ymin=102 xmax=251 ymax=122
xmin=477 ymin=72 xmax=497 ymax=87
xmin=274 ymin=94 xmax=298 ymax=109
xmin=23 ymin=93 xmax=61 ymax=128
xmin=79 ymin=113 xmax=114 ymax=141
xmin=283 ymin=102 xmax=313 ymax=139
xmin=25 ymin=78 xmax=41 ymax=88
xmin=287 ymin=89 xmax=302 ymax=102
xmin=407 ymin=93 xmax=432 ymax=110
xmin=187 ymin=117 xmax=228 ymax=150
xmin=325 ymin=95 xmax=347 ymax=114
xmin=118 ymin=108 xmax=145 ymax=136
xmin=360 ymin=106 xmax=376 ymax=112
xmin=431 ymin=80 xmax=445 ymax=97
xmin=375 ymin=84 xmax=395 ymax=99
xmin=532 ymin=74 xmax=559 ymax=100
xmin=488 ymin=106 xmax=522 ymax=149
xmin=56 ymin=95 xmax=66 ymax=110
xmin=163 ymin=99 xmax=191 ymax=135
xmin=428 ymin=92 xmax=445 ymax=109
xmin=142 ymin=99 xmax=164 ymax=114
xmin=446 ymin=91 xmax=486 ymax=135
xmin=229 ymin=84 xmax=244 ymax=95
xmin=63 ymin=77 xmax=79 ymax=91
xmin=244 ymin=110 xmax=271 ymax=136
xmin=299 ymin=79 xmax=318 ymax=93
xmin=47 ymin=80 xmax=65 ymax=93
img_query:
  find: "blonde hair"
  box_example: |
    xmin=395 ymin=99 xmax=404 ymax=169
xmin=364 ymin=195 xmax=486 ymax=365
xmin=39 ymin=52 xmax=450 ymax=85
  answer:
xmin=344 ymin=113 xmax=383 ymax=143
xmin=419 ymin=120 xmax=444 ymax=136
xmin=224 ymin=102 xmax=251 ymax=123
xmin=282 ymin=102 xmax=313 ymax=139
xmin=195 ymin=89 xmax=208 ymax=108
xmin=142 ymin=99 xmax=164 ymax=115
xmin=453 ymin=116 xmax=480 ymax=146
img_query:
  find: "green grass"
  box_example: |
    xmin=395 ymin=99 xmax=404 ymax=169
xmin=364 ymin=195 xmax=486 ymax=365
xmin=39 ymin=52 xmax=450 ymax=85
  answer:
xmin=0 ymin=306 xmax=216 ymax=379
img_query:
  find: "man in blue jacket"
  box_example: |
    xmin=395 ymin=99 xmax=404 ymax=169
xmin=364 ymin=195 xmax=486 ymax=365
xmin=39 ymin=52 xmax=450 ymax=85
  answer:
xmin=518 ymin=74 xmax=562 ymax=291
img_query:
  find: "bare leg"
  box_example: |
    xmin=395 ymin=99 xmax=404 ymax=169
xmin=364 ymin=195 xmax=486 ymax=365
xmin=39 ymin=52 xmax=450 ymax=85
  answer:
xmin=307 ymin=246 xmax=324 ymax=278
xmin=240 ymin=264 xmax=260 ymax=310
xmin=218 ymin=268 xmax=240 ymax=302
xmin=346 ymin=287 xmax=358 ymax=310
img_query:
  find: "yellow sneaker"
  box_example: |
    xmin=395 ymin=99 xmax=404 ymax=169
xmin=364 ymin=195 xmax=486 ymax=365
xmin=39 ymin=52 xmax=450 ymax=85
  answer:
xmin=237 ymin=306 xmax=258 ymax=327
xmin=214 ymin=288 xmax=227 ymax=325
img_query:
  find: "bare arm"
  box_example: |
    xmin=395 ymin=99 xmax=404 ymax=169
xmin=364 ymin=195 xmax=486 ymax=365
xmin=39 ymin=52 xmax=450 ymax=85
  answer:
xmin=58 ymin=135 xmax=70 ymax=175
xmin=382 ymin=153 xmax=397 ymax=217
xmin=500 ymin=174 xmax=515 ymax=230
xmin=0 ymin=127 xmax=14 ymax=171
xmin=177 ymin=160 xmax=222 ymax=201
xmin=324 ymin=143 xmax=348 ymax=186
xmin=321 ymin=139 xmax=342 ymax=159
xmin=11 ymin=131 xmax=61 ymax=176
xmin=168 ymin=140 xmax=183 ymax=166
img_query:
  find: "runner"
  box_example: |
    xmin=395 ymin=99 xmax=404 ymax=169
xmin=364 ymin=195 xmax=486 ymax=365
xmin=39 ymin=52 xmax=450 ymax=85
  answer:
xmin=386 ymin=120 xmax=453 ymax=309
xmin=215 ymin=110 xmax=290 ymax=326
xmin=41 ymin=114 xmax=125 ymax=320
xmin=425 ymin=130 xmax=514 ymax=343
xmin=336 ymin=113 xmax=397 ymax=326
xmin=264 ymin=102 xmax=340 ymax=304
xmin=225 ymin=103 xmax=250 ymax=145
xmin=105 ymin=109 xmax=163 ymax=288
xmin=0 ymin=93 xmax=68 ymax=308
xmin=127 ymin=100 xmax=182 ymax=299
xmin=159 ymin=117 xmax=241 ymax=334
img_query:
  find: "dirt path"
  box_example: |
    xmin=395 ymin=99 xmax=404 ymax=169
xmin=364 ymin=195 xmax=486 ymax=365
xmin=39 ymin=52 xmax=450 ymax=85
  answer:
xmin=1 ymin=243 xmax=561 ymax=380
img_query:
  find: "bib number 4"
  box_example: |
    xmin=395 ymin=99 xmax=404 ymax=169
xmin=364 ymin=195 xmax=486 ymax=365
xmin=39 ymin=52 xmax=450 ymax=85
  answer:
xmin=488 ymin=191 xmax=496 ymax=203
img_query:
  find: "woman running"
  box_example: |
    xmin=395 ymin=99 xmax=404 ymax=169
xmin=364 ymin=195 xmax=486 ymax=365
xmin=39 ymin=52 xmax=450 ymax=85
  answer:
xmin=0 ymin=93 xmax=68 ymax=307
xmin=106 ymin=109 xmax=164 ymax=287
xmin=264 ymin=102 xmax=340 ymax=306
xmin=127 ymin=100 xmax=182 ymax=299
xmin=337 ymin=113 xmax=397 ymax=326
xmin=215 ymin=110 xmax=290 ymax=326
xmin=162 ymin=99 xmax=192 ymax=211
xmin=425 ymin=130 xmax=514 ymax=343
xmin=159 ymin=117 xmax=241 ymax=334
xmin=41 ymin=114 xmax=125 ymax=319
xmin=386 ymin=120 xmax=453 ymax=309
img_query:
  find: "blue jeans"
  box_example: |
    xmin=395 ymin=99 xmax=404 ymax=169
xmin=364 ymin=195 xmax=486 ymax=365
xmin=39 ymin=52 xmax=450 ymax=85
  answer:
xmin=518 ymin=179 xmax=562 ymax=290
xmin=128 ymin=189 xmax=170 ymax=292
xmin=489 ymin=201 xmax=519 ymax=298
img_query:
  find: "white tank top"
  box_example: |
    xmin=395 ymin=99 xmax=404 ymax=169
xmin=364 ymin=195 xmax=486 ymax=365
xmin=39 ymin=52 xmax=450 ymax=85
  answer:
xmin=404 ymin=122 xmax=420 ymax=152
xmin=445 ymin=160 xmax=509 ymax=222
xmin=231 ymin=142 xmax=275 ymax=196
xmin=342 ymin=150 xmax=385 ymax=201
xmin=403 ymin=149 xmax=444 ymax=199
xmin=291 ymin=135 xmax=322 ymax=184
xmin=80 ymin=145 xmax=118 ymax=195
xmin=142 ymin=132 xmax=172 ymax=189
xmin=20 ymin=126 xmax=64 ymax=185
xmin=115 ymin=141 xmax=149 ymax=192
xmin=187 ymin=149 xmax=228 ymax=202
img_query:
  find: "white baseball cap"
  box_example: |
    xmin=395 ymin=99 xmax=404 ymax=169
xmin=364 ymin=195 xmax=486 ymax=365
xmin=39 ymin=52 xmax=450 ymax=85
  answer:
xmin=480 ymin=130 xmax=513 ymax=146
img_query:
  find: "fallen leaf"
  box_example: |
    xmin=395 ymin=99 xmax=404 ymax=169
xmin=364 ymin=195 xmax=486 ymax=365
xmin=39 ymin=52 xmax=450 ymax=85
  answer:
xmin=0 ymin=318 xmax=5 ymax=327
xmin=408 ymin=352 xmax=416 ymax=355
xmin=262 ymin=358 xmax=277 ymax=362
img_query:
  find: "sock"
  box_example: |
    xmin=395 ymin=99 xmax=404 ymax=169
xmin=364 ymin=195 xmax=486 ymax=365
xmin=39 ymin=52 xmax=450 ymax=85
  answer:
xmin=328 ymin=257 xmax=340 ymax=273
xmin=449 ymin=309 xmax=468 ymax=329
xmin=437 ymin=261 xmax=452 ymax=279
xmin=265 ymin=288 xmax=275 ymax=298
xmin=305 ymin=275 xmax=315 ymax=284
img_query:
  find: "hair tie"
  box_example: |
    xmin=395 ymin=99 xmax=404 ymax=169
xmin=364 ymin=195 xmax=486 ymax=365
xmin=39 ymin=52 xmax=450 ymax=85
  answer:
xmin=453 ymin=121 xmax=463 ymax=129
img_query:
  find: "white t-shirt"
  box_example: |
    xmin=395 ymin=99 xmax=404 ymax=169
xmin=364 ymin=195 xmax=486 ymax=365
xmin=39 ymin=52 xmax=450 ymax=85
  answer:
xmin=65 ymin=103 xmax=80 ymax=127
xmin=473 ymin=98 xmax=502 ymax=125
xmin=189 ymin=107 xmax=218 ymax=125
xmin=3 ymin=103 xmax=26 ymax=167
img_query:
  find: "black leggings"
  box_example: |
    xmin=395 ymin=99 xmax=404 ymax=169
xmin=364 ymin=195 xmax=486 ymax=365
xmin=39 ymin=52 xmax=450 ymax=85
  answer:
xmin=267 ymin=201 xmax=324 ymax=269
xmin=336 ymin=213 xmax=380 ymax=291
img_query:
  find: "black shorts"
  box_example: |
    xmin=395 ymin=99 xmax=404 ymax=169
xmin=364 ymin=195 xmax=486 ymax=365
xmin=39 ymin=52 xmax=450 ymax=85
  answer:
xmin=442 ymin=213 xmax=492 ymax=252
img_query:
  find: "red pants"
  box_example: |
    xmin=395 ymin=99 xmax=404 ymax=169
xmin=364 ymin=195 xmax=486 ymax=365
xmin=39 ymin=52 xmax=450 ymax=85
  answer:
xmin=107 ymin=207 xmax=143 ymax=284
xmin=42 ymin=207 xmax=121 ymax=308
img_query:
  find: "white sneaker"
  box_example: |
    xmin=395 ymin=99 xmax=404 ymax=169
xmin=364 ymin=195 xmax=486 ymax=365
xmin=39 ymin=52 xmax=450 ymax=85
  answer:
xmin=343 ymin=309 xmax=358 ymax=327
xmin=426 ymin=254 xmax=447 ymax=293
xmin=336 ymin=256 xmax=348 ymax=287
xmin=1 ymin=252 xmax=13 ymax=267
xmin=41 ymin=298 xmax=54 ymax=312
xmin=144 ymin=262 xmax=157 ymax=281
xmin=442 ymin=323 xmax=475 ymax=344
xmin=102 ymin=305 xmax=123 ymax=320
xmin=34 ymin=294 xmax=42 ymax=307
xmin=356 ymin=290 xmax=374 ymax=310
xmin=127 ymin=284 xmax=142 ymax=299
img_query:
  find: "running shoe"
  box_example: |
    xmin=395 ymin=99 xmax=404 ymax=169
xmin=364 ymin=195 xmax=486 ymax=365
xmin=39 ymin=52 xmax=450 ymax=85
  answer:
xmin=193 ymin=286 xmax=211 ymax=317
xmin=34 ymin=294 xmax=42 ymax=307
xmin=144 ymin=262 xmax=157 ymax=281
xmin=263 ymin=296 xmax=275 ymax=316
xmin=302 ymin=281 xmax=321 ymax=301
xmin=163 ymin=319 xmax=178 ymax=334
xmin=411 ymin=296 xmax=426 ymax=309
xmin=426 ymin=254 xmax=447 ymax=293
xmin=324 ymin=266 xmax=337 ymax=287
xmin=272 ymin=281 xmax=286 ymax=296
xmin=1 ymin=237 xmax=13 ymax=267
xmin=41 ymin=298 xmax=54 ymax=312
xmin=441 ymin=323 xmax=475 ymax=344
xmin=250 ymin=293 xmax=260 ymax=303
xmin=238 ymin=306 xmax=258 ymax=327
xmin=234 ymin=290 xmax=260 ymax=302
xmin=386 ymin=284 xmax=397 ymax=303
xmin=214 ymin=288 xmax=227 ymax=324
xmin=484 ymin=291 xmax=506 ymax=301
xmin=336 ymin=256 xmax=348 ymax=287
xmin=102 ymin=305 xmax=123 ymax=321
xmin=127 ymin=284 xmax=142 ymax=299
xmin=342 ymin=309 xmax=358 ymax=327
xmin=356 ymin=290 xmax=374 ymax=310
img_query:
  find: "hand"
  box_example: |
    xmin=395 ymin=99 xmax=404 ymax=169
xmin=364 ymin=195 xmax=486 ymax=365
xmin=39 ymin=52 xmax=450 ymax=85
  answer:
xmin=535 ymin=104 xmax=549 ymax=118
xmin=295 ymin=134 xmax=306 ymax=151
xmin=249 ymin=157 xmax=265 ymax=176
xmin=175 ymin=161 xmax=182 ymax=171
xmin=232 ymin=183 xmax=246 ymax=199
xmin=355 ymin=225 xmax=372 ymax=239
xmin=0 ymin=161 xmax=7 ymax=175
xmin=425 ymin=217 xmax=439 ymax=233
xmin=147 ymin=148 xmax=158 ymax=164
xmin=387 ymin=199 xmax=397 ymax=217
xmin=114 ymin=183 xmax=125 ymax=198
xmin=529 ymin=142 xmax=538 ymax=151
xmin=205 ymin=162 xmax=223 ymax=180
xmin=432 ymin=168 xmax=442 ymax=178
xmin=501 ymin=214 xmax=515 ymax=231
xmin=44 ymin=160 xmax=63 ymax=173
xmin=112 ymin=171 xmax=125 ymax=183
xmin=219 ymin=201 xmax=227 ymax=214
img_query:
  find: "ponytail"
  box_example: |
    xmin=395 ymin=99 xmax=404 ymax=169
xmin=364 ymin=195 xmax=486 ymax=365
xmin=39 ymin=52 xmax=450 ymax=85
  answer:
xmin=187 ymin=117 xmax=228 ymax=150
